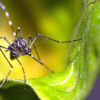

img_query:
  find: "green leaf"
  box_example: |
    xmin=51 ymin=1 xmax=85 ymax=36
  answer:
xmin=0 ymin=1 xmax=100 ymax=100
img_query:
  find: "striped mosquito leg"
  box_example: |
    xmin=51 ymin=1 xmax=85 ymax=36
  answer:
xmin=33 ymin=44 xmax=41 ymax=61
xmin=30 ymin=33 xmax=82 ymax=49
xmin=29 ymin=54 xmax=54 ymax=73
xmin=28 ymin=36 xmax=41 ymax=61
xmin=36 ymin=33 xmax=82 ymax=43
xmin=0 ymin=36 xmax=11 ymax=45
xmin=15 ymin=27 xmax=23 ymax=38
xmin=16 ymin=58 xmax=26 ymax=83
xmin=28 ymin=36 xmax=31 ymax=46
xmin=0 ymin=49 xmax=13 ymax=88
xmin=0 ymin=2 xmax=16 ymax=36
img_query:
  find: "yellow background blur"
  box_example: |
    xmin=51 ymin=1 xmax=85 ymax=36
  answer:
xmin=0 ymin=0 xmax=82 ymax=80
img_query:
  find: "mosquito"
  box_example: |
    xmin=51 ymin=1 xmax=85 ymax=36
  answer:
xmin=0 ymin=2 xmax=81 ymax=88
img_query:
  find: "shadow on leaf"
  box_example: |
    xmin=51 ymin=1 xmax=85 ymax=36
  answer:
xmin=0 ymin=85 xmax=40 ymax=100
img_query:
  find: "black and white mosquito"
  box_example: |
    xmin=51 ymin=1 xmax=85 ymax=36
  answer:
xmin=0 ymin=2 xmax=81 ymax=88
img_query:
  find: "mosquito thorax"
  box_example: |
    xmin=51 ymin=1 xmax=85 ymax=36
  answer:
xmin=12 ymin=37 xmax=31 ymax=55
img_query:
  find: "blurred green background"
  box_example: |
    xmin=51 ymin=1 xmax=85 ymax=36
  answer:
xmin=0 ymin=0 xmax=83 ymax=80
